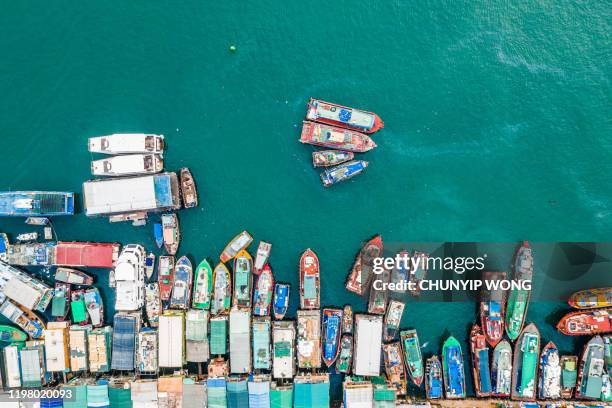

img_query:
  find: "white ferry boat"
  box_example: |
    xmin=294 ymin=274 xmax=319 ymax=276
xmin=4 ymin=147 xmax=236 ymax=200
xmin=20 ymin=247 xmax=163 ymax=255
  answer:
xmin=91 ymin=154 xmax=163 ymax=177
xmin=88 ymin=133 xmax=164 ymax=155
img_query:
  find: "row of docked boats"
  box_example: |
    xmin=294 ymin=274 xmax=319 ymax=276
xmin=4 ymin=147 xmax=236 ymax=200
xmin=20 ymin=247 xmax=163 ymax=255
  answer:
xmin=298 ymin=98 xmax=385 ymax=187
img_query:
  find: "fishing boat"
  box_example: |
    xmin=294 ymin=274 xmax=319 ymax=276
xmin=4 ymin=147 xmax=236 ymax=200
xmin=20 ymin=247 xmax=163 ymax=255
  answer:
xmin=556 ymin=308 xmax=611 ymax=335
xmin=400 ymin=329 xmax=424 ymax=386
xmin=312 ymin=150 xmax=354 ymax=168
xmin=272 ymin=320 xmax=296 ymax=379
xmin=425 ymin=356 xmax=443 ymax=399
xmin=137 ymin=328 xmax=159 ymax=374
xmin=346 ymin=235 xmax=383 ymax=296
xmin=336 ymin=334 xmax=353 ymax=374
xmin=0 ymin=300 xmax=45 ymax=339
xmin=84 ymin=287 xmax=104 ymax=327
xmin=576 ymin=335 xmax=605 ymax=400
xmin=51 ymin=282 xmax=71 ymax=321
xmin=383 ymin=300 xmax=405 ymax=341
xmin=342 ymin=305 xmax=353 ymax=334
xmin=25 ymin=217 xmax=49 ymax=225
xmin=154 ymin=223 xmax=163 ymax=249
xmin=161 ymin=213 xmax=180 ymax=255
xmin=368 ymin=263 xmax=389 ymax=315
xmin=88 ymin=133 xmax=165 ymax=154
xmin=16 ymin=232 xmax=38 ymax=242
xmin=220 ymin=230 xmax=253 ymax=263
xmin=254 ymin=241 xmax=272 ymax=274
xmin=192 ymin=259 xmax=213 ymax=309
xmin=382 ymin=342 xmax=407 ymax=395
xmin=0 ymin=325 xmax=27 ymax=343
xmin=322 ymin=308 xmax=343 ymax=367
xmin=0 ymin=233 xmax=9 ymax=261
xmin=559 ymin=355 xmax=578 ymax=399
xmin=180 ymin=167 xmax=198 ymax=208
xmin=0 ymin=191 xmax=75 ymax=217
xmin=299 ymin=121 xmax=377 ymax=152
xmin=605 ymin=335 xmax=611 ymax=371
xmin=158 ymin=255 xmax=175 ymax=301
xmin=299 ymin=248 xmax=320 ymax=309
xmin=211 ymin=263 xmax=231 ymax=315
xmin=511 ymin=323 xmax=540 ymax=401
xmin=320 ymin=160 xmax=368 ymax=187
xmin=273 ymin=283 xmax=290 ymax=320
xmin=491 ymin=340 xmax=513 ymax=397
xmin=55 ymin=267 xmax=94 ymax=286
xmin=71 ymin=289 xmax=89 ymax=325
xmin=481 ymin=271 xmax=506 ymax=347
xmin=306 ymin=98 xmax=384 ymax=133
xmin=539 ymin=341 xmax=561 ymax=399
xmin=253 ymin=264 xmax=274 ymax=316
xmin=409 ymin=251 xmax=429 ymax=296
xmin=145 ymin=252 xmax=156 ymax=281
xmin=233 ymin=249 xmax=253 ymax=308
xmin=442 ymin=335 xmax=466 ymax=399
xmin=253 ymin=317 xmax=272 ymax=370
xmin=145 ymin=283 xmax=162 ymax=327
xmin=390 ymin=250 xmax=410 ymax=297
xmin=91 ymin=153 xmax=163 ymax=176
xmin=109 ymin=269 xmax=116 ymax=288
xmin=169 ymin=256 xmax=193 ymax=309
xmin=568 ymin=287 xmax=612 ymax=309
xmin=470 ymin=324 xmax=492 ymax=397
xmin=506 ymin=241 xmax=533 ymax=341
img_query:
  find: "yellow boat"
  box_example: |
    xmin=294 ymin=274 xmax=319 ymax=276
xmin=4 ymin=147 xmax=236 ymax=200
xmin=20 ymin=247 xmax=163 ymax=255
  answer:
xmin=568 ymin=287 xmax=612 ymax=309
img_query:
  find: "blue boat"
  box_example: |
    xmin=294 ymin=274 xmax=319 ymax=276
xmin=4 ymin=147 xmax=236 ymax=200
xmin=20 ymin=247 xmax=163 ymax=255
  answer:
xmin=273 ymin=283 xmax=290 ymax=320
xmin=0 ymin=191 xmax=74 ymax=216
xmin=322 ymin=308 xmax=342 ymax=367
xmin=442 ymin=336 xmax=466 ymax=399
xmin=320 ymin=160 xmax=368 ymax=187
xmin=426 ymin=356 xmax=443 ymax=399
xmin=153 ymin=223 xmax=163 ymax=248
xmin=169 ymin=256 xmax=193 ymax=309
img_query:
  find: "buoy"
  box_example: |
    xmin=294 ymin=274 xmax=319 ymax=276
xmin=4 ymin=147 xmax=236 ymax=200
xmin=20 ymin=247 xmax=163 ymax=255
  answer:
xmin=229 ymin=45 xmax=237 ymax=52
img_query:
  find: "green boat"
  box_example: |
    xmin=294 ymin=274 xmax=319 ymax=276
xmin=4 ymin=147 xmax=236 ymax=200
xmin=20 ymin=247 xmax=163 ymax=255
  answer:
xmin=192 ymin=259 xmax=213 ymax=309
xmin=505 ymin=242 xmax=533 ymax=340
xmin=0 ymin=325 xmax=27 ymax=343
xmin=511 ymin=323 xmax=540 ymax=401
xmin=400 ymin=329 xmax=424 ymax=386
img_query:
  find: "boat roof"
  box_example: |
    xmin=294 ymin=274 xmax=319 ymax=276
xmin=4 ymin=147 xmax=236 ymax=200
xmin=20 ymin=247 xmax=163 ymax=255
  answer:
xmin=92 ymin=154 xmax=154 ymax=174
xmin=354 ymin=315 xmax=383 ymax=376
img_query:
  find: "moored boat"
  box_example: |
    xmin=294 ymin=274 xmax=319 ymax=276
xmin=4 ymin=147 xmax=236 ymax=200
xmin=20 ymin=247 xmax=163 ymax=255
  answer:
xmin=336 ymin=334 xmax=353 ymax=374
xmin=71 ymin=289 xmax=89 ymax=325
xmin=252 ymin=317 xmax=272 ymax=370
xmin=306 ymin=98 xmax=384 ymax=133
xmin=556 ymin=308 xmax=611 ymax=335
xmin=145 ymin=252 xmax=156 ymax=281
xmin=400 ymin=329 xmax=424 ymax=387
xmin=0 ymin=191 xmax=75 ymax=217
xmin=383 ymin=300 xmax=405 ymax=341
xmin=253 ymin=264 xmax=274 ymax=316
xmin=192 ymin=259 xmax=213 ymax=309
xmin=442 ymin=335 xmax=466 ymax=399
xmin=300 ymin=121 xmax=377 ymax=152
xmin=409 ymin=251 xmax=429 ymax=296
xmin=25 ymin=217 xmax=49 ymax=225
xmin=605 ymin=335 xmax=611 ymax=371
xmin=16 ymin=232 xmax=37 ymax=242
xmin=568 ymin=287 xmax=612 ymax=309
xmin=254 ymin=241 xmax=272 ymax=274
xmin=211 ymin=263 xmax=231 ymax=315
xmin=539 ymin=341 xmax=561 ymax=399
xmin=559 ymin=355 xmax=578 ymax=399
xmin=390 ymin=250 xmax=410 ymax=297
xmin=576 ymin=335 xmax=605 ymax=400
xmin=299 ymin=248 xmax=320 ymax=309
xmin=180 ymin=167 xmax=198 ymax=208
xmin=346 ymin=235 xmax=383 ymax=296
xmin=169 ymin=256 xmax=193 ymax=309
xmin=0 ymin=325 xmax=27 ymax=343
xmin=51 ymin=282 xmax=71 ymax=321
xmin=0 ymin=299 xmax=45 ymax=339
xmin=342 ymin=304 xmax=353 ymax=334
xmin=382 ymin=342 xmax=407 ymax=395
xmin=55 ymin=267 xmax=94 ymax=286
xmin=426 ymin=356 xmax=443 ymax=399
xmin=273 ymin=283 xmax=290 ymax=320
xmin=506 ymin=241 xmax=533 ymax=341
xmin=322 ymin=308 xmax=342 ymax=367
xmin=145 ymin=283 xmax=162 ymax=327
xmin=161 ymin=213 xmax=180 ymax=255
xmin=320 ymin=160 xmax=368 ymax=187
xmin=88 ymin=133 xmax=164 ymax=155
xmin=511 ymin=323 xmax=540 ymax=401
xmin=470 ymin=324 xmax=492 ymax=397
xmin=492 ymin=340 xmax=513 ymax=397
xmin=233 ymin=249 xmax=253 ymax=308
xmin=312 ymin=150 xmax=354 ymax=168
xmin=481 ymin=271 xmax=507 ymax=347
xmin=368 ymin=262 xmax=389 ymax=314
xmin=153 ymin=223 xmax=163 ymax=249
xmin=220 ymin=231 xmax=253 ymax=263
xmin=91 ymin=153 xmax=163 ymax=176
xmin=84 ymin=287 xmax=104 ymax=327
xmin=158 ymin=255 xmax=175 ymax=301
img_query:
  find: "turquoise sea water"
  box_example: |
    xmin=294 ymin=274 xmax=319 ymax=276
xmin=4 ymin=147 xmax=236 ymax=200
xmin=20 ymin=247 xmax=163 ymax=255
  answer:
xmin=1 ymin=1 xmax=611 ymax=399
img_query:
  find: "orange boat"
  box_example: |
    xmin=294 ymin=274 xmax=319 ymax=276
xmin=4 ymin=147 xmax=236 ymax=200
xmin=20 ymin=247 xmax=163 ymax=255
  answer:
xmin=556 ymin=308 xmax=611 ymax=335
xmin=345 ymin=235 xmax=383 ymax=296
xmin=568 ymin=287 xmax=612 ymax=309
xmin=299 ymin=121 xmax=377 ymax=153
xmin=158 ymin=255 xmax=175 ymax=301
xmin=480 ymin=271 xmax=506 ymax=347
xmin=299 ymin=248 xmax=320 ymax=309
xmin=306 ymin=98 xmax=384 ymax=133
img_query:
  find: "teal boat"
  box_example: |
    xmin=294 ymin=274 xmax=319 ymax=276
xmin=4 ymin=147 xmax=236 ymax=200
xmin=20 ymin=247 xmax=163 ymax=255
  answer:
xmin=400 ymin=329 xmax=424 ymax=386
xmin=0 ymin=325 xmax=27 ymax=343
xmin=511 ymin=323 xmax=540 ymax=401
xmin=442 ymin=336 xmax=466 ymax=399
xmin=232 ymin=250 xmax=253 ymax=308
xmin=506 ymin=241 xmax=533 ymax=340
xmin=252 ymin=317 xmax=271 ymax=370
xmin=192 ymin=259 xmax=213 ymax=309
